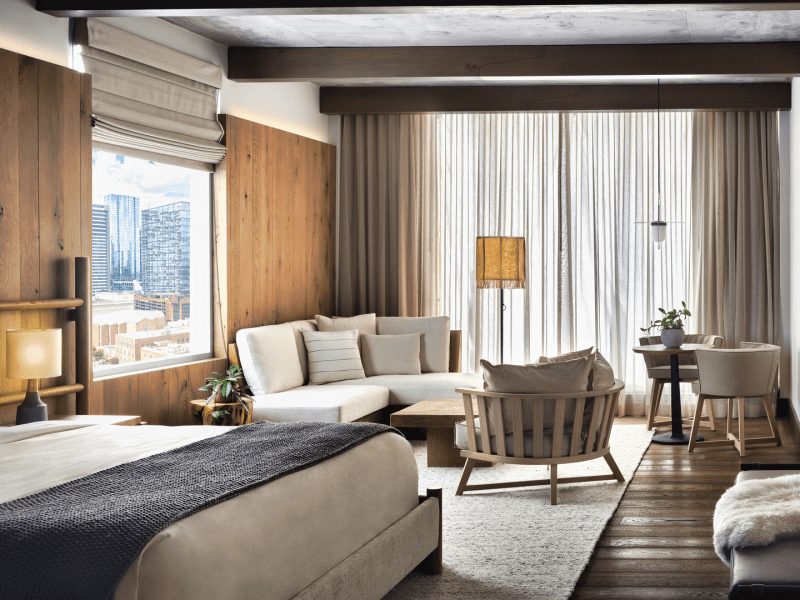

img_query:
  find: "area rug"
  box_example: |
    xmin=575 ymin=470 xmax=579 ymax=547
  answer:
xmin=384 ymin=423 xmax=653 ymax=600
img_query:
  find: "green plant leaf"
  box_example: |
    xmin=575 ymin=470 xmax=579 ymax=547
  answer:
xmin=658 ymin=308 xmax=666 ymax=314
xmin=684 ymin=310 xmax=691 ymax=317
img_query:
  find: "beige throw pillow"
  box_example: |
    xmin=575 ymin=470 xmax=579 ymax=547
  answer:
xmin=538 ymin=347 xmax=615 ymax=390
xmin=361 ymin=333 xmax=422 ymax=376
xmin=480 ymin=356 xmax=595 ymax=434
xmin=316 ymin=314 xmax=377 ymax=350
xmin=303 ymin=329 xmax=365 ymax=384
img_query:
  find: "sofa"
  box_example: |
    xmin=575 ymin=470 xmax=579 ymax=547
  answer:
xmin=229 ymin=316 xmax=482 ymax=423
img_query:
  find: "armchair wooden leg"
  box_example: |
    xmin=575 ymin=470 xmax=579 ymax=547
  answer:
xmin=604 ymin=453 xmax=625 ymax=482
xmin=705 ymin=397 xmax=717 ymax=431
xmin=550 ymin=463 xmax=558 ymax=505
xmin=738 ymin=397 xmax=746 ymax=457
xmin=688 ymin=394 xmax=705 ymax=452
xmin=455 ymin=458 xmax=477 ymax=496
xmin=727 ymin=398 xmax=733 ymax=437
xmin=646 ymin=380 xmax=663 ymax=430
xmin=762 ymin=394 xmax=782 ymax=447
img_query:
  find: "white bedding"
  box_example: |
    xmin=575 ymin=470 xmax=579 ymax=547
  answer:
xmin=0 ymin=422 xmax=419 ymax=600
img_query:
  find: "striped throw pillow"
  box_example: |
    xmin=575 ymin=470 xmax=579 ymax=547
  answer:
xmin=302 ymin=329 xmax=366 ymax=384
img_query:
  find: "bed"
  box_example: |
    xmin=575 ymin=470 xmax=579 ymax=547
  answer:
xmin=0 ymin=420 xmax=442 ymax=600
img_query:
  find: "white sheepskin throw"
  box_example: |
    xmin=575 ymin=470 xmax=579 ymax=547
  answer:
xmin=714 ymin=474 xmax=800 ymax=566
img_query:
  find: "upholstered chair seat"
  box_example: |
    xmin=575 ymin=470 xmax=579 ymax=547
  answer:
xmin=688 ymin=343 xmax=781 ymax=456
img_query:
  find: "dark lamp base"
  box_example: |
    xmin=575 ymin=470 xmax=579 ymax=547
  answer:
xmin=16 ymin=391 xmax=48 ymax=425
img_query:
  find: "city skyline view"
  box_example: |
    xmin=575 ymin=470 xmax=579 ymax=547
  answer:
xmin=92 ymin=150 xmax=201 ymax=370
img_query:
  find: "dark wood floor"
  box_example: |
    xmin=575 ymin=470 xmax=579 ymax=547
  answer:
xmin=570 ymin=414 xmax=800 ymax=600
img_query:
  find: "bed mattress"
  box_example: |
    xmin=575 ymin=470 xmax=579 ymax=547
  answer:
xmin=0 ymin=421 xmax=419 ymax=600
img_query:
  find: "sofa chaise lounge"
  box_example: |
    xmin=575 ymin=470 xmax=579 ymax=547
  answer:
xmin=229 ymin=316 xmax=482 ymax=423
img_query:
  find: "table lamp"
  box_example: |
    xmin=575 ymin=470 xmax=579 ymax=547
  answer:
xmin=476 ymin=236 xmax=526 ymax=364
xmin=7 ymin=329 xmax=62 ymax=425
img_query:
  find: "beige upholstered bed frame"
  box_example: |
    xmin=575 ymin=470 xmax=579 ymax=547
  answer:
xmin=293 ymin=488 xmax=442 ymax=599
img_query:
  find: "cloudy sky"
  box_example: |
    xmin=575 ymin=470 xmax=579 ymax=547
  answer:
xmin=92 ymin=150 xmax=192 ymax=210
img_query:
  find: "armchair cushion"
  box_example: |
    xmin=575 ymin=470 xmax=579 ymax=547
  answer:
xmin=481 ymin=356 xmax=593 ymax=395
xmin=537 ymin=348 xmax=615 ymax=391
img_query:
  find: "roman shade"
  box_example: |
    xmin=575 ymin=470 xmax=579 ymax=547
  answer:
xmin=75 ymin=18 xmax=226 ymax=172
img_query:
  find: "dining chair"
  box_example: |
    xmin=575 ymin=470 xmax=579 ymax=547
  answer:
xmin=688 ymin=343 xmax=781 ymax=456
xmin=639 ymin=334 xmax=723 ymax=431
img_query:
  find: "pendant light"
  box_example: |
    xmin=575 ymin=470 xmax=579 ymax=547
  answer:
xmin=637 ymin=79 xmax=682 ymax=247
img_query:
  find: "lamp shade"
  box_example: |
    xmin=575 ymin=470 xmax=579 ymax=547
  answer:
xmin=476 ymin=236 xmax=526 ymax=289
xmin=6 ymin=329 xmax=62 ymax=380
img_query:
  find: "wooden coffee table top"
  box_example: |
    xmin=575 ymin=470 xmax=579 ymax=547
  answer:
xmin=390 ymin=398 xmax=477 ymax=429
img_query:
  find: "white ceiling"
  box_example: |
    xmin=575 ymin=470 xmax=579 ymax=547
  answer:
xmin=163 ymin=10 xmax=800 ymax=48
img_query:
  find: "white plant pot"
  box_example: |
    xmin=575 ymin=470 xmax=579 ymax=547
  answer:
xmin=661 ymin=328 xmax=685 ymax=348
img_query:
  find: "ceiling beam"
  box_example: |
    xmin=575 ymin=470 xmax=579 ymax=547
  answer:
xmin=35 ymin=2 xmax=800 ymax=18
xmin=319 ymin=83 xmax=791 ymax=114
xmin=228 ymin=44 xmax=800 ymax=83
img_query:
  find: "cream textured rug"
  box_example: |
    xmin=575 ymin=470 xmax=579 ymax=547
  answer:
xmin=384 ymin=423 xmax=653 ymax=600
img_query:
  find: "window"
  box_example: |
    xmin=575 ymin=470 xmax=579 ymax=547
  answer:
xmin=91 ymin=150 xmax=212 ymax=377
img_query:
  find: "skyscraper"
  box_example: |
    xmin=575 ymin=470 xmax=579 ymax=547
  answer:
xmin=105 ymin=194 xmax=140 ymax=291
xmin=91 ymin=204 xmax=110 ymax=292
xmin=141 ymin=201 xmax=190 ymax=295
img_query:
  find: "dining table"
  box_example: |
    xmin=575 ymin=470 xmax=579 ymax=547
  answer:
xmin=632 ymin=343 xmax=712 ymax=445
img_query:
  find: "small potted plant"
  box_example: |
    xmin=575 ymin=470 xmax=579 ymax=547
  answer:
xmin=190 ymin=365 xmax=254 ymax=426
xmin=641 ymin=301 xmax=692 ymax=348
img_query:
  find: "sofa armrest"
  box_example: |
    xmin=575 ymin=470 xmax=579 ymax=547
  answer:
xmin=449 ymin=330 xmax=462 ymax=373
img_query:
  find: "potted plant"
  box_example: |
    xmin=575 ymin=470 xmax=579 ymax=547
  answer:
xmin=641 ymin=301 xmax=692 ymax=348
xmin=190 ymin=365 xmax=254 ymax=426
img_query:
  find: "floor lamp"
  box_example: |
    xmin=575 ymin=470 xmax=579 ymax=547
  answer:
xmin=476 ymin=237 xmax=526 ymax=364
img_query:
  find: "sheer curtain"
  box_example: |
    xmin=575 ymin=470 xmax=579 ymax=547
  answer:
xmin=437 ymin=112 xmax=694 ymax=416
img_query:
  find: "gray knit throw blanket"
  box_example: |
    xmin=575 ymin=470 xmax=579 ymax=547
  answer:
xmin=0 ymin=421 xmax=401 ymax=600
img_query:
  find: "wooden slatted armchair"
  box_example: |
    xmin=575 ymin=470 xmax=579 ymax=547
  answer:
xmin=453 ymin=380 xmax=626 ymax=505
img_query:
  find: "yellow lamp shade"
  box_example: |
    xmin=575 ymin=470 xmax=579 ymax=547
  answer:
xmin=476 ymin=236 xmax=526 ymax=290
xmin=6 ymin=329 xmax=62 ymax=380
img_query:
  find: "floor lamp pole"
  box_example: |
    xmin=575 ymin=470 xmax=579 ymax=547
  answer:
xmin=499 ymin=288 xmax=504 ymax=364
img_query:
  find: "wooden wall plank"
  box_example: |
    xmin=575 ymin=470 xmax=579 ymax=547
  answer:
xmin=88 ymin=378 xmax=104 ymax=415
xmin=218 ymin=116 xmax=336 ymax=339
xmin=101 ymin=373 xmax=139 ymax=418
xmin=138 ymin=368 xmax=172 ymax=426
xmin=212 ymin=117 xmax=229 ymax=359
xmin=18 ymin=55 xmax=40 ymax=301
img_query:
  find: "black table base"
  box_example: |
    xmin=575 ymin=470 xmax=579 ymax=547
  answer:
xmin=650 ymin=351 xmax=702 ymax=446
xmin=652 ymin=432 xmax=704 ymax=445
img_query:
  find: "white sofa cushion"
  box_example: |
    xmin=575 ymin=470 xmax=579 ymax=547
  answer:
xmin=329 ymin=372 xmax=483 ymax=405
xmin=303 ymin=329 xmax=366 ymax=384
xmin=251 ymin=385 xmax=389 ymax=423
xmin=288 ymin=319 xmax=317 ymax=385
xmin=236 ymin=323 xmax=304 ymax=395
xmin=361 ymin=333 xmax=422 ymax=376
xmin=376 ymin=316 xmax=450 ymax=373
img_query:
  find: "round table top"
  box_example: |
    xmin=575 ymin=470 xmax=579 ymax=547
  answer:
xmin=632 ymin=343 xmax=711 ymax=355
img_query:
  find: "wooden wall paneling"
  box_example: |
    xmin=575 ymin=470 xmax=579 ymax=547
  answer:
xmin=38 ymin=61 xmax=82 ymax=415
xmin=137 ymin=368 xmax=173 ymax=426
xmin=251 ymin=119 xmax=272 ymax=329
xmin=88 ymin=378 xmax=104 ymax=415
xmin=212 ymin=117 xmax=229 ymax=359
xmin=272 ymin=128 xmax=292 ymax=323
xmin=227 ymin=116 xmax=248 ymax=336
xmin=321 ymin=144 xmax=337 ymax=316
xmin=18 ymin=55 xmax=40 ymax=302
xmin=0 ymin=50 xmax=23 ymax=424
xmin=171 ymin=364 xmax=192 ymax=426
xmin=291 ymin=134 xmax=310 ymax=320
xmin=100 ymin=373 xmax=139 ymax=418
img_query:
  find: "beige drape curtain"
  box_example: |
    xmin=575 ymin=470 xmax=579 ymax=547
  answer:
xmin=338 ymin=115 xmax=439 ymax=317
xmin=76 ymin=18 xmax=226 ymax=172
xmin=691 ymin=111 xmax=781 ymax=415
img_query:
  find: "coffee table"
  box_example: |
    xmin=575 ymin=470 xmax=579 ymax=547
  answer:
xmin=391 ymin=398 xmax=489 ymax=468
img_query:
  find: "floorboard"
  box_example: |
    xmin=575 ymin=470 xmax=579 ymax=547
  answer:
xmin=570 ymin=415 xmax=799 ymax=600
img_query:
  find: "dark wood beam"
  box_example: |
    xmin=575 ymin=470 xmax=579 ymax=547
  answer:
xmin=229 ymin=44 xmax=800 ymax=83
xmin=320 ymin=83 xmax=791 ymax=114
xmin=35 ymin=2 xmax=800 ymax=18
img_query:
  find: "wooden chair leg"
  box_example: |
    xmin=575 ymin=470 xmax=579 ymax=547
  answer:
xmin=727 ymin=398 xmax=733 ymax=437
xmin=705 ymin=397 xmax=717 ymax=431
xmin=604 ymin=453 xmax=625 ymax=482
xmin=738 ymin=397 xmax=746 ymax=457
xmin=455 ymin=458 xmax=477 ymax=496
xmin=762 ymin=394 xmax=782 ymax=447
xmin=688 ymin=394 xmax=705 ymax=452
xmin=550 ymin=463 xmax=558 ymax=505
xmin=646 ymin=380 xmax=663 ymax=430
